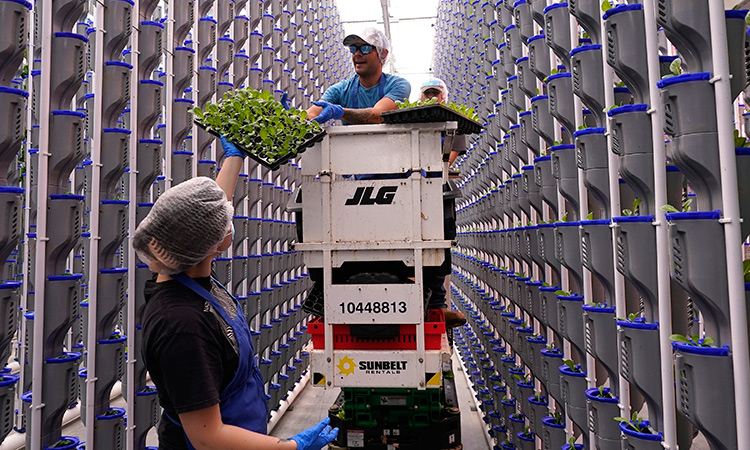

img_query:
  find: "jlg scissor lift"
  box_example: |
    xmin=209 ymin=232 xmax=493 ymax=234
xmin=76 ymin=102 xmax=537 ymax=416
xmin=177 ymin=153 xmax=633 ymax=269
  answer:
xmin=292 ymin=120 xmax=465 ymax=450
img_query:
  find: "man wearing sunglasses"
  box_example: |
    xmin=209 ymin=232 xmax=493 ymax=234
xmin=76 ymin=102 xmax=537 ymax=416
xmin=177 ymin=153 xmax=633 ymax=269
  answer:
xmin=306 ymin=27 xmax=410 ymax=124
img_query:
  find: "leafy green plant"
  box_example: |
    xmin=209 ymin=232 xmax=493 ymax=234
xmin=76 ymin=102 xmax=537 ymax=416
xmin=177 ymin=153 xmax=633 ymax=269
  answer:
xmin=555 ymin=289 xmax=572 ymax=296
xmin=670 ymin=333 xmax=716 ymax=347
xmin=735 ymin=129 xmax=749 ymax=148
xmin=615 ymin=412 xmax=652 ymax=434
xmin=669 ymin=58 xmax=682 ymax=77
xmin=194 ymin=88 xmax=322 ymax=166
xmin=660 ymin=197 xmax=693 ymax=213
xmin=615 ymin=312 xmax=644 ymax=322
xmin=601 ymin=0 xmax=612 ymax=11
xmin=568 ymin=436 xmax=577 ymax=447
xmin=586 ymin=211 xmax=594 ymax=220
xmin=520 ymin=426 xmax=534 ymax=438
xmin=596 ymin=385 xmax=613 ymax=398
xmin=395 ymin=98 xmax=480 ymax=122
xmin=744 ymin=259 xmax=750 ymax=282
xmin=549 ymin=410 xmax=564 ymax=424
xmin=50 ymin=440 xmax=74 ymax=448
xmin=622 ymin=198 xmax=642 ymax=216
xmin=586 ymin=301 xmax=607 ymax=308
xmin=562 ymin=359 xmax=583 ymax=373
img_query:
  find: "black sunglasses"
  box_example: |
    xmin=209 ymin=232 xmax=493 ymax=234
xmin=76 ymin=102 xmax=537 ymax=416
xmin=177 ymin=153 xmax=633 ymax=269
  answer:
xmin=349 ymin=44 xmax=375 ymax=55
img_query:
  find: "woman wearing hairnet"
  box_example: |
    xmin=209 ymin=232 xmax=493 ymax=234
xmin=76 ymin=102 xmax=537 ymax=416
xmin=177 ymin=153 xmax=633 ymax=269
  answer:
xmin=133 ymin=138 xmax=338 ymax=450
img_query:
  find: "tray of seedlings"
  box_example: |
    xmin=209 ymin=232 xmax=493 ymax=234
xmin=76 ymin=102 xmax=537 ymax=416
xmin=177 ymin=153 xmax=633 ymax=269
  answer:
xmin=381 ymin=99 xmax=483 ymax=135
xmin=194 ymin=88 xmax=325 ymax=170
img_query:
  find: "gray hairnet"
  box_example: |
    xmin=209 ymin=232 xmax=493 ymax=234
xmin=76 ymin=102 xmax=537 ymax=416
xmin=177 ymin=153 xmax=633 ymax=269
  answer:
xmin=133 ymin=177 xmax=233 ymax=274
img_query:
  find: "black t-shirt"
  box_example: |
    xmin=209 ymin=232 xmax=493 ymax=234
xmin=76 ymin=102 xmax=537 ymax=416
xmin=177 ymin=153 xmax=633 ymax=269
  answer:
xmin=142 ymin=276 xmax=240 ymax=449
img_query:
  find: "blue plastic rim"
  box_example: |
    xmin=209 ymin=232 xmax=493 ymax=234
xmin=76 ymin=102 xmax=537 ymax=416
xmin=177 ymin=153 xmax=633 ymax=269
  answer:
xmin=664 ymin=210 xmax=721 ymax=221
xmin=612 ymin=214 xmax=654 ymax=223
xmin=581 ymin=219 xmax=611 ymax=226
xmin=559 ymin=364 xmax=587 ymax=377
xmin=585 ymin=387 xmax=619 ymax=403
xmin=97 ymin=407 xmax=126 ymax=421
xmin=530 ymin=94 xmax=549 ymax=103
xmin=617 ymin=319 xmax=658 ymax=330
xmin=726 ymin=9 xmax=749 ymax=19
xmin=656 ymin=71 xmax=711 ymax=89
xmin=558 ymin=293 xmax=584 ymax=301
xmin=602 ymin=3 xmax=642 ymax=21
xmin=527 ymin=33 xmax=546 ymax=44
xmin=607 ymin=103 xmax=648 ymax=117
xmin=570 ymin=44 xmax=602 ymax=57
xmin=583 ymin=304 xmax=616 ymax=313
xmin=550 ymin=144 xmax=575 ymax=151
xmin=546 ymin=72 xmax=572 ymax=82
xmin=573 ymin=127 xmax=606 ymax=138
xmin=672 ymin=341 xmax=730 ymax=356
xmin=619 ymin=420 xmax=663 ymax=441
xmin=543 ymin=2 xmax=568 ymax=14
xmin=542 ymin=416 xmax=565 ymax=428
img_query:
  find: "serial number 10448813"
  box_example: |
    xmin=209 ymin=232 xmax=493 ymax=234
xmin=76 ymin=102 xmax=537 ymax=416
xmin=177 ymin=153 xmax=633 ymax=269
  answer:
xmin=339 ymin=301 xmax=407 ymax=314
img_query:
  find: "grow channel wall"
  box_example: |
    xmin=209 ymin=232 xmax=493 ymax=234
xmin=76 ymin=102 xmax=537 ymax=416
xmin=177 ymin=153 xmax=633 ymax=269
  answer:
xmin=436 ymin=0 xmax=750 ymax=449
xmin=0 ymin=0 xmax=353 ymax=448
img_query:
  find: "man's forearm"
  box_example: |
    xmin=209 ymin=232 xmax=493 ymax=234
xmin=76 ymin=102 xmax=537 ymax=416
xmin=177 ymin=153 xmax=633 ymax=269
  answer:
xmin=342 ymin=107 xmax=383 ymax=124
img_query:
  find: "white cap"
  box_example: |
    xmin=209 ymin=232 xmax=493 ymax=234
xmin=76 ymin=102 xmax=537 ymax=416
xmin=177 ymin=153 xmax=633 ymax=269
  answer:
xmin=420 ymin=77 xmax=449 ymax=100
xmin=343 ymin=27 xmax=390 ymax=64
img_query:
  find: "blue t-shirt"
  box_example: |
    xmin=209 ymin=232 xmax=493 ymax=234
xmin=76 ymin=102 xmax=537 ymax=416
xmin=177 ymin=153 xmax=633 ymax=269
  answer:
xmin=321 ymin=73 xmax=411 ymax=109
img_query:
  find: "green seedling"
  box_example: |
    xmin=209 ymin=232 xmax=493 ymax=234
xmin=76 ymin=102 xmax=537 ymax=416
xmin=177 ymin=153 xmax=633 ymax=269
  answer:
xmin=534 ymin=391 xmax=545 ymax=402
xmin=744 ymin=259 xmax=750 ymax=282
xmin=550 ymin=410 xmax=564 ymax=424
xmin=395 ymin=99 xmax=481 ymax=122
xmin=596 ymin=385 xmax=613 ymax=398
xmin=616 ymin=312 xmax=644 ymax=322
xmin=614 ymin=412 xmax=651 ymax=434
xmin=586 ymin=301 xmax=607 ymax=308
xmin=670 ymin=333 xmax=716 ymax=347
xmin=555 ymin=289 xmax=572 ymax=297
xmin=194 ymin=88 xmax=322 ymax=165
xmin=601 ymin=0 xmax=612 ymax=11
xmin=622 ymin=198 xmax=642 ymax=216
xmin=669 ymin=58 xmax=682 ymax=76
xmin=735 ymin=129 xmax=749 ymax=148
xmin=50 ymin=440 xmax=74 ymax=448
xmin=563 ymin=359 xmax=583 ymax=373
xmin=586 ymin=211 xmax=594 ymax=220
xmin=745 ymin=10 xmax=750 ymax=26
xmin=521 ymin=426 xmax=534 ymax=438
xmin=568 ymin=436 xmax=577 ymax=447
xmin=660 ymin=197 xmax=693 ymax=213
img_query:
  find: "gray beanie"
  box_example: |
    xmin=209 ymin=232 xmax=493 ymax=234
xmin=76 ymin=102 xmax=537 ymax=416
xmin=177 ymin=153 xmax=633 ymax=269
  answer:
xmin=133 ymin=177 xmax=234 ymax=274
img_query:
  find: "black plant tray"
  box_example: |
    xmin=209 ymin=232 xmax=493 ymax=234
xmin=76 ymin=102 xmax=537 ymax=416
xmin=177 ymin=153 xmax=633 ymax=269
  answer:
xmin=195 ymin=120 xmax=327 ymax=170
xmin=381 ymin=104 xmax=483 ymax=135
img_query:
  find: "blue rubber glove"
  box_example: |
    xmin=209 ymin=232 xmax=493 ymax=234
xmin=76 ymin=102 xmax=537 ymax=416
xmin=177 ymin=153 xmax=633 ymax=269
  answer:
xmin=312 ymin=101 xmax=344 ymax=123
xmin=280 ymin=92 xmax=290 ymax=110
xmin=289 ymin=417 xmax=339 ymax=450
xmin=220 ymin=135 xmax=244 ymax=159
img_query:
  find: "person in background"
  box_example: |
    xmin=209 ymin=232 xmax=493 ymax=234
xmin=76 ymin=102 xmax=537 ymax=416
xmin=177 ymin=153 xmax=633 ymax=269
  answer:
xmin=134 ymin=138 xmax=338 ymax=450
xmin=420 ymin=77 xmax=467 ymax=328
xmin=307 ymin=27 xmax=411 ymax=124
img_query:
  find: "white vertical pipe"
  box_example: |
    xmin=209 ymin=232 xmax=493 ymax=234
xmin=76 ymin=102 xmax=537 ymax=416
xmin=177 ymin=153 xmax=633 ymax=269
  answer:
xmin=85 ymin=0 xmax=106 ymax=446
xmin=599 ymin=3 xmax=629 ymax=418
xmin=164 ymin=4 xmax=175 ymax=189
xmin=30 ymin=0 xmax=53 ymax=445
xmin=191 ymin=0 xmax=199 ymax=179
xmin=708 ymin=2 xmax=750 ymax=449
xmin=641 ymin=0 xmax=676 ymax=448
xmin=17 ymin=0 xmax=36 ymax=433
xmin=125 ymin=1 xmax=140 ymax=449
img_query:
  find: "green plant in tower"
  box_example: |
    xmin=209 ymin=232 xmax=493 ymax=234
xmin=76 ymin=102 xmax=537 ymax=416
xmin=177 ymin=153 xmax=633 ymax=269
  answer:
xmin=394 ymin=98 xmax=480 ymax=122
xmin=596 ymin=385 xmax=613 ymax=398
xmin=735 ymin=129 xmax=749 ymax=148
xmin=743 ymin=259 xmax=750 ymax=282
xmin=621 ymin=198 xmax=642 ymax=216
xmin=193 ymin=88 xmax=322 ymax=165
xmin=660 ymin=197 xmax=693 ymax=213
xmin=614 ymin=412 xmax=652 ymax=434
xmin=670 ymin=333 xmax=716 ymax=347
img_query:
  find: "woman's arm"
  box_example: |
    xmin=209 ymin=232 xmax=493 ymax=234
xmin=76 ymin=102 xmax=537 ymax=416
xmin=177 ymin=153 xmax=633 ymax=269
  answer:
xmin=180 ymin=405 xmax=298 ymax=450
xmin=215 ymin=155 xmax=243 ymax=204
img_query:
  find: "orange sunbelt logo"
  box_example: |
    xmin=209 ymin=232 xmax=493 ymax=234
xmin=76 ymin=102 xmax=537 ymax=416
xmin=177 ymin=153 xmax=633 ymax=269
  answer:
xmin=337 ymin=355 xmax=356 ymax=376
